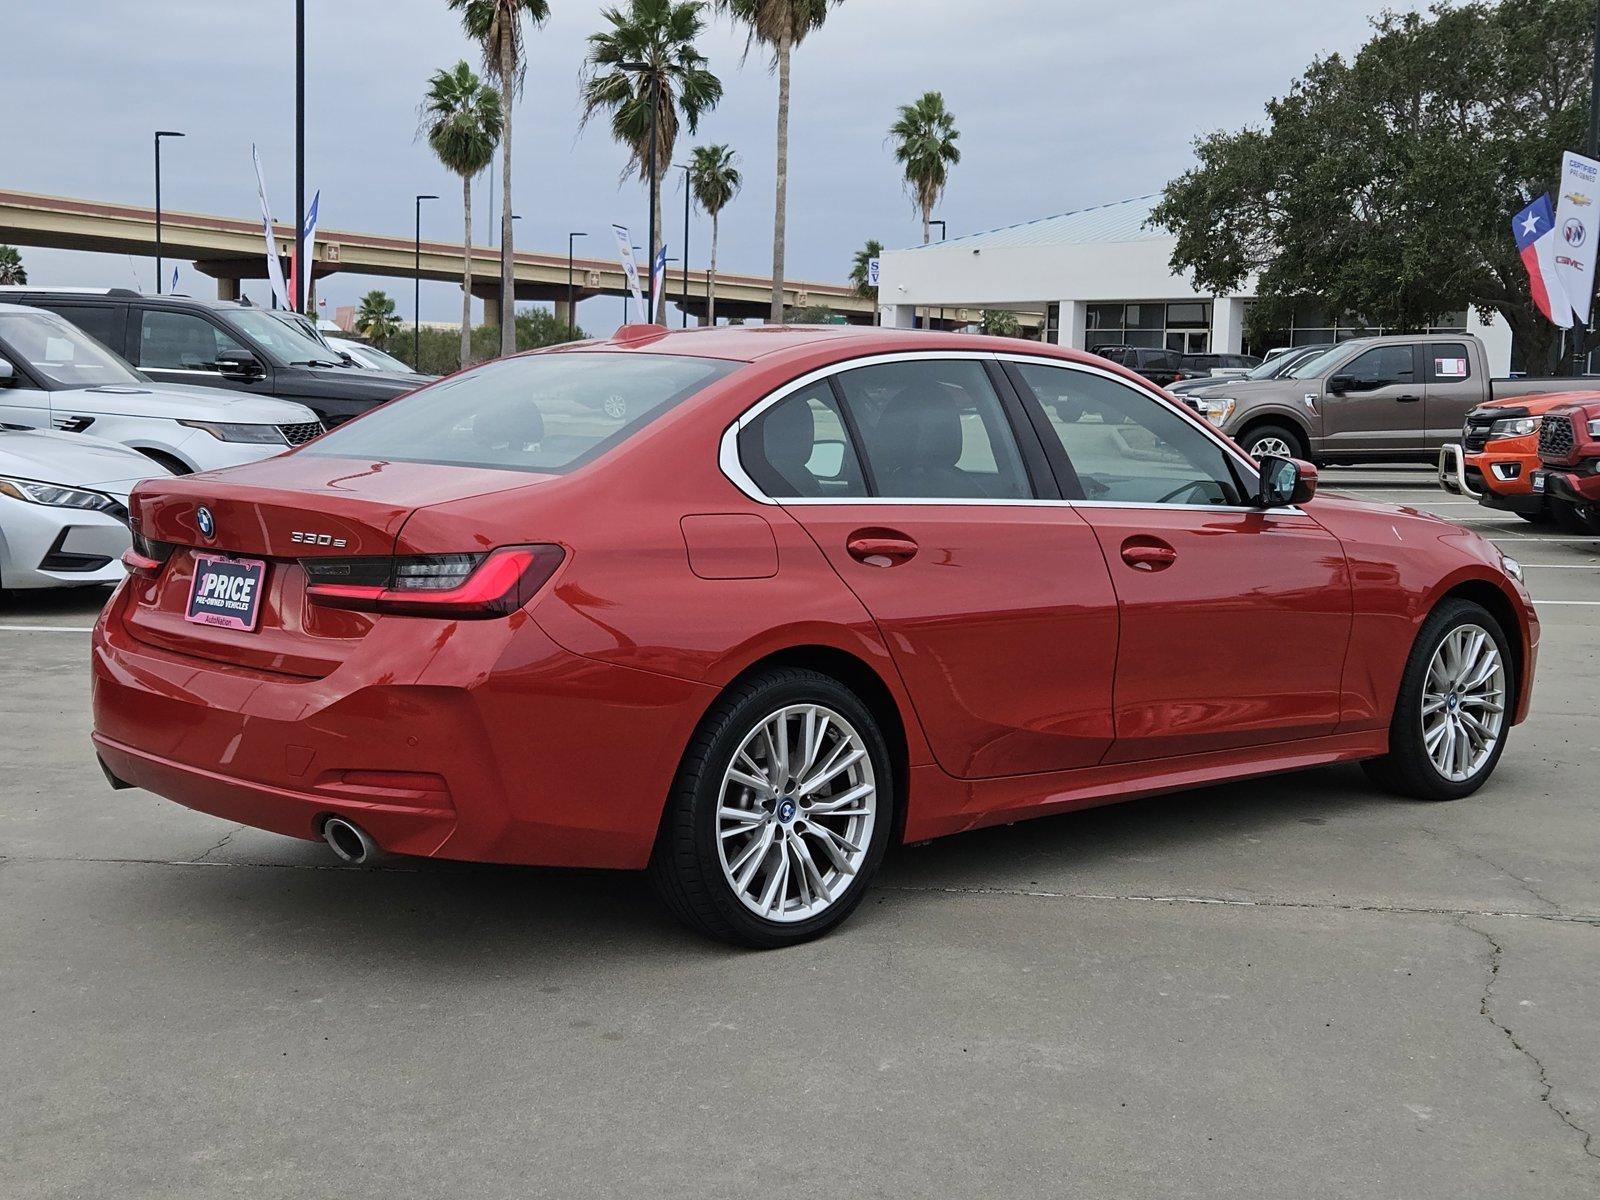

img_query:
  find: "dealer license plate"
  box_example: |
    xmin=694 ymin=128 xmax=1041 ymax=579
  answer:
xmin=1530 ymin=470 xmax=1546 ymax=493
xmin=185 ymin=553 xmax=267 ymax=631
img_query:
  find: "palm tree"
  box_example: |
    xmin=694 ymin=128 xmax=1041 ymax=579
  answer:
xmin=582 ymin=0 xmax=722 ymax=324
xmin=849 ymin=237 xmax=882 ymax=300
xmin=889 ymin=91 xmax=960 ymax=245
xmin=980 ymin=309 xmax=1020 ymax=338
xmin=355 ymin=290 xmax=402 ymax=348
xmin=715 ymin=0 xmax=839 ymax=323
xmin=448 ymin=0 xmax=551 ymax=358
xmin=687 ymin=143 xmax=740 ymax=323
xmin=0 ymin=245 xmax=25 ymax=285
xmin=421 ymin=60 xmax=503 ymax=369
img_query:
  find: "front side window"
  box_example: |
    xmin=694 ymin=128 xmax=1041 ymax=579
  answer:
xmin=834 ymin=360 xmax=1031 ymax=500
xmin=1342 ymin=345 xmax=1416 ymax=388
xmin=0 ymin=310 xmax=144 ymax=388
xmin=1016 ymin=363 xmax=1247 ymax=506
xmin=303 ymin=351 xmax=735 ymax=474
xmin=739 ymin=383 xmax=868 ymax=499
xmin=137 ymin=310 xmax=246 ymax=371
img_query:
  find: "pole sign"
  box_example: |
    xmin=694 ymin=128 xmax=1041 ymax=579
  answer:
xmin=611 ymin=224 xmax=647 ymax=325
xmin=1553 ymin=151 xmax=1600 ymax=326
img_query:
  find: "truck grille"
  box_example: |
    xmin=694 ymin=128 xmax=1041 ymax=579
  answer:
xmin=278 ymin=421 xmax=325 ymax=446
xmin=1539 ymin=415 xmax=1575 ymax=461
xmin=1462 ymin=408 xmax=1505 ymax=453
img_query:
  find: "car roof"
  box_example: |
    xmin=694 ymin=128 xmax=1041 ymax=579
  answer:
xmin=0 ymin=287 xmax=280 ymax=316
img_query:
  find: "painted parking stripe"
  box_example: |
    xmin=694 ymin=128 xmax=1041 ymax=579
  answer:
xmin=0 ymin=625 xmax=95 ymax=633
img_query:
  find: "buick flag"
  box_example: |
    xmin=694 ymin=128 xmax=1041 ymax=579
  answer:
xmin=1513 ymin=193 xmax=1573 ymax=329
xmin=1553 ymin=151 xmax=1600 ymax=326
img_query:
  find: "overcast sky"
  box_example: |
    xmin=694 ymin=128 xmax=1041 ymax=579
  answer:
xmin=3 ymin=0 xmax=1428 ymax=334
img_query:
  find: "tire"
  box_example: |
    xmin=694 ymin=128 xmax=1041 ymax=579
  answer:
xmin=1361 ymin=598 xmax=1514 ymax=801
xmin=649 ymin=667 xmax=895 ymax=948
xmin=1551 ymin=501 xmax=1597 ymax=534
xmin=1238 ymin=423 xmax=1306 ymax=462
xmin=1514 ymin=510 xmax=1551 ymax=526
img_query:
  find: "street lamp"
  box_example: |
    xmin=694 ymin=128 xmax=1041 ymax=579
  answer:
xmin=619 ymin=61 xmax=660 ymax=323
xmin=153 ymin=131 xmax=185 ymax=294
xmin=414 ymin=194 xmax=438 ymax=366
xmin=294 ymin=0 xmax=306 ymax=313
xmin=675 ymin=163 xmax=692 ymax=327
xmin=929 ymin=219 xmax=947 ymax=242
xmin=567 ymin=232 xmax=588 ymax=340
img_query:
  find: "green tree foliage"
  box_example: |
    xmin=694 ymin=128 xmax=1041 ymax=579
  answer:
xmin=354 ymin=290 xmax=402 ymax=346
xmin=581 ymin=0 xmax=722 ymax=324
xmin=715 ymin=0 xmax=841 ymax=321
xmin=979 ymin=310 xmax=1021 ymax=338
xmin=385 ymin=308 xmax=587 ymax=374
xmin=421 ymin=60 xmax=503 ymax=369
xmin=890 ymin=91 xmax=960 ymax=245
xmin=688 ymin=143 xmax=742 ymax=322
xmin=0 ymin=245 xmax=25 ymax=285
xmin=1150 ymin=0 xmax=1596 ymax=375
xmin=849 ymin=238 xmax=882 ymax=300
xmin=448 ymin=0 xmax=551 ymax=358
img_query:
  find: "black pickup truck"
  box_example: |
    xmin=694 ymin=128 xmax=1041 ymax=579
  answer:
xmin=0 ymin=287 xmax=431 ymax=427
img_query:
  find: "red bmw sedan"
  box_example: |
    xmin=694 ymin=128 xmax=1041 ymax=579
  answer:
xmin=92 ymin=326 xmax=1538 ymax=946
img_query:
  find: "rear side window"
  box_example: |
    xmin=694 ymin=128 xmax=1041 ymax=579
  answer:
xmin=739 ymin=383 xmax=868 ymax=498
xmin=48 ymin=304 xmax=126 ymax=354
xmin=302 ymin=351 xmax=735 ymax=474
xmin=1426 ymin=342 xmax=1472 ymax=382
xmin=834 ymin=360 xmax=1032 ymax=500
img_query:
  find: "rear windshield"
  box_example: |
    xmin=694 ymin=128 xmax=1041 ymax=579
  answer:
xmin=300 ymin=351 xmax=736 ymax=473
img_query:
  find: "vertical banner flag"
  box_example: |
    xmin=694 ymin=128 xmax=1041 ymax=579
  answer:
xmin=1552 ymin=152 xmax=1600 ymax=327
xmin=288 ymin=189 xmax=321 ymax=314
xmin=171 ymin=266 xmax=180 ymax=294
xmin=250 ymin=145 xmax=292 ymax=311
xmin=611 ymin=224 xmax=647 ymax=324
xmin=650 ymin=244 xmax=669 ymax=323
xmin=1513 ymin=194 xmax=1573 ymax=329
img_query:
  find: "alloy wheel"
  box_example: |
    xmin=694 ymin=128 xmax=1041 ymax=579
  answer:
xmin=1250 ymin=435 xmax=1294 ymax=459
xmin=1421 ymin=623 xmax=1506 ymax=783
xmin=715 ymin=703 xmax=877 ymax=923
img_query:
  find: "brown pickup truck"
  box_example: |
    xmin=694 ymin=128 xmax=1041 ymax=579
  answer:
xmin=1184 ymin=333 xmax=1593 ymax=463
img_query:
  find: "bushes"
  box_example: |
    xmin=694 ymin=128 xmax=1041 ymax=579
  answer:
xmin=380 ymin=308 xmax=587 ymax=374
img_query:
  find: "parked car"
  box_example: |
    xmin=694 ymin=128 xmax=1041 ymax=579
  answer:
xmin=0 ymin=425 xmax=168 ymax=591
xmin=1437 ymin=392 xmax=1597 ymax=530
xmin=326 ymin=337 xmax=416 ymax=374
xmin=92 ymin=326 xmax=1537 ymax=947
xmin=1186 ymin=333 xmax=1594 ymax=462
xmin=1091 ymin=346 xmax=1206 ymax=387
xmin=0 ymin=288 xmax=430 ymax=427
xmin=1181 ymin=351 xmax=1261 ymax=380
xmin=0 ymin=304 xmax=324 ymax=474
xmin=1168 ymin=344 xmax=1332 ymax=397
xmin=1531 ymin=397 xmax=1600 ymax=531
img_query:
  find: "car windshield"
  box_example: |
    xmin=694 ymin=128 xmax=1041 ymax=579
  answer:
xmin=342 ymin=342 xmax=411 ymax=372
xmin=301 ymin=351 xmax=738 ymax=474
xmin=0 ymin=310 xmax=145 ymax=388
xmin=228 ymin=308 xmax=343 ymax=366
xmin=1244 ymin=350 xmax=1309 ymax=380
xmin=1288 ymin=343 xmax=1361 ymax=379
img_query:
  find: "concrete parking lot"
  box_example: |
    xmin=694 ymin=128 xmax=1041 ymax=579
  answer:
xmin=2 ymin=467 xmax=1596 ymax=1199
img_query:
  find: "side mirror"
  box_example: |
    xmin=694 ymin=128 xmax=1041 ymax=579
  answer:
xmin=1256 ymin=455 xmax=1318 ymax=508
xmin=215 ymin=350 xmax=265 ymax=379
xmin=1327 ymin=374 xmax=1351 ymax=395
xmin=0 ymin=357 xmax=14 ymax=385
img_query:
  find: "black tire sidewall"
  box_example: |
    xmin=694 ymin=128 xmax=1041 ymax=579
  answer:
xmin=1241 ymin=423 xmax=1306 ymax=462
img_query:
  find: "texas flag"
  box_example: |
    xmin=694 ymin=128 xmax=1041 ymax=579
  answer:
xmin=649 ymin=243 xmax=668 ymax=320
xmin=1513 ymin=193 xmax=1574 ymax=328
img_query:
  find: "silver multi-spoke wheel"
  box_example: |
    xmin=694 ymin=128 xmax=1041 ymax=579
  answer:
xmin=1250 ymin=435 xmax=1294 ymax=459
xmin=1421 ymin=623 xmax=1506 ymax=783
xmin=715 ymin=703 xmax=877 ymax=923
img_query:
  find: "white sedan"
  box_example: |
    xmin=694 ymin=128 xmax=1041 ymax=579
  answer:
xmin=326 ymin=337 xmax=417 ymax=374
xmin=0 ymin=426 xmax=168 ymax=591
xmin=0 ymin=304 xmax=324 ymax=475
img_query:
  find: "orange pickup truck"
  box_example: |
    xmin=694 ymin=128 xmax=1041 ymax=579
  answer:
xmin=1439 ymin=390 xmax=1600 ymax=531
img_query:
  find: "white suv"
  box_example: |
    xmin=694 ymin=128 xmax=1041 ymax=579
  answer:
xmin=0 ymin=304 xmax=323 ymax=474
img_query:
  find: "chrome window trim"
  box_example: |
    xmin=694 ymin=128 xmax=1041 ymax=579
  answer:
xmin=718 ymin=349 xmax=1308 ymax=518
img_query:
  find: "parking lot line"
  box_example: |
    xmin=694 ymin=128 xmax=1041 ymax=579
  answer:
xmin=0 ymin=625 xmax=94 ymax=633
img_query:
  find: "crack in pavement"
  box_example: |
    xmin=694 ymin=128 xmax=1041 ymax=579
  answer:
xmin=880 ymin=882 xmax=1600 ymax=926
xmin=1459 ymin=917 xmax=1600 ymax=1164
xmin=187 ymin=824 xmax=246 ymax=864
xmin=1415 ymin=827 xmax=1565 ymax=915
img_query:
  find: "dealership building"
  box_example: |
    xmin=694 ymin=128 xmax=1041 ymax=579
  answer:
xmin=874 ymin=194 xmax=1516 ymax=374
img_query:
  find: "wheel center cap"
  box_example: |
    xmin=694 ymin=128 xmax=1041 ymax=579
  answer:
xmin=1447 ymin=692 xmax=1460 ymax=712
xmin=777 ymin=798 xmax=798 ymax=824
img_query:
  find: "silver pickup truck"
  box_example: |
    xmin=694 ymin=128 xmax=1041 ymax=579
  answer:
xmin=1182 ymin=333 xmax=1591 ymax=463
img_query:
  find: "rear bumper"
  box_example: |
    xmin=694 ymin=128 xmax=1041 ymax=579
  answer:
xmin=91 ymin=592 xmax=715 ymax=868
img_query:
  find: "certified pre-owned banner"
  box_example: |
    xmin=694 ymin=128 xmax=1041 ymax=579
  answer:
xmin=1554 ymin=151 xmax=1600 ymax=326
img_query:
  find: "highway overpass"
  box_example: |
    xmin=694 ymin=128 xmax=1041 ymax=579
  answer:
xmin=0 ymin=189 xmax=876 ymax=326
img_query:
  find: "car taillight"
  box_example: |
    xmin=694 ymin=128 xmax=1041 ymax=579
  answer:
xmin=122 ymin=532 xmax=176 ymax=578
xmin=303 ymin=544 xmax=565 ymax=618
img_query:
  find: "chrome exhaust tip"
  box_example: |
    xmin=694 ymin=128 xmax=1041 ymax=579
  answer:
xmin=321 ymin=816 xmax=379 ymax=865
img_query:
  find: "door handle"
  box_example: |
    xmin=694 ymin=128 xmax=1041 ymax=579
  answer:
xmin=1395 ymin=394 xmax=1421 ymax=402
xmin=846 ymin=531 xmax=918 ymax=567
xmin=1120 ymin=540 xmax=1177 ymax=571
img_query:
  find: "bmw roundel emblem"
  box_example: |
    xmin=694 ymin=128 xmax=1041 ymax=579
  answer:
xmin=196 ymin=505 xmax=215 ymax=540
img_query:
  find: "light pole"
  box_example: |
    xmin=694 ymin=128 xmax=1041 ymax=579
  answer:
xmin=619 ymin=62 xmax=660 ymax=322
xmin=567 ymin=232 xmax=587 ymax=340
xmin=154 ymin=131 xmax=184 ymax=294
xmin=929 ymin=219 xmax=947 ymax=242
xmin=414 ymin=194 xmax=438 ymax=366
xmin=675 ymin=163 xmax=692 ymax=327
xmin=294 ymin=0 xmax=306 ymax=312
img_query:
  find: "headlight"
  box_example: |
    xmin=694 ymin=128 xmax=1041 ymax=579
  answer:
xmin=1500 ymin=554 xmax=1524 ymax=583
xmin=1195 ymin=397 xmax=1236 ymax=426
xmin=177 ymin=420 xmax=288 ymax=445
xmin=0 ymin=476 xmax=121 ymax=512
xmin=1488 ymin=415 xmax=1542 ymax=439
